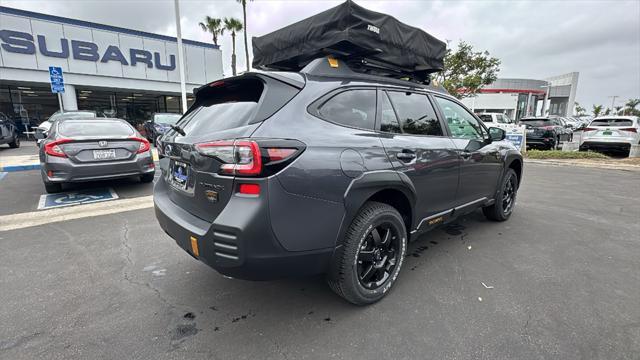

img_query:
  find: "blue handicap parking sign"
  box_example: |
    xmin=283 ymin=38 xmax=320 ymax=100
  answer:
xmin=505 ymin=134 xmax=524 ymax=150
xmin=38 ymin=188 xmax=118 ymax=210
xmin=49 ymin=66 xmax=65 ymax=93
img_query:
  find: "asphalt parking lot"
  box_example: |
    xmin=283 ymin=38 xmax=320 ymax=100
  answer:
xmin=1 ymin=162 xmax=639 ymax=359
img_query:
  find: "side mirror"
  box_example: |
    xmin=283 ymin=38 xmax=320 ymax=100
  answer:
xmin=488 ymin=127 xmax=506 ymax=142
xmin=34 ymin=131 xmax=45 ymax=140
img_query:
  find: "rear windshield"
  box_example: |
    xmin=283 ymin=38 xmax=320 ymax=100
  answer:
xmin=521 ymin=118 xmax=552 ymax=126
xmin=590 ymin=119 xmax=633 ymax=127
xmin=50 ymin=111 xmax=97 ymax=122
xmin=178 ymin=78 xmax=264 ymax=137
xmin=58 ymin=120 xmax=133 ymax=137
xmin=478 ymin=114 xmax=493 ymax=122
xmin=154 ymin=114 xmax=182 ymax=125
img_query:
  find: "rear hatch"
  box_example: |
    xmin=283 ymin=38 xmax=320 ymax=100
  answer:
xmin=159 ymin=73 xmax=303 ymax=222
xmin=521 ymin=119 xmax=553 ymax=138
xmin=584 ymin=118 xmax=637 ymax=139
xmin=53 ymin=120 xmax=149 ymax=163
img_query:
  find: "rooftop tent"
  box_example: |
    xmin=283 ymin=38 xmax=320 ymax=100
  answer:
xmin=251 ymin=0 xmax=446 ymax=82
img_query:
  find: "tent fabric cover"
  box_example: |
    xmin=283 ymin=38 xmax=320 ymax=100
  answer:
xmin=251 ymin=0 xmax=446 ymax=74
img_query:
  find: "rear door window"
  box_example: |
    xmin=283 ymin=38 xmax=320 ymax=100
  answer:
xmin=386 ymin=91 xmax=443 ymax=136
xmin=58 ymin=120 xmax=133 ymax=137
xmin=379 ymin=92 xmax=402 ymax=133
xmin=316 ymin=89 xmax=377 ymax=130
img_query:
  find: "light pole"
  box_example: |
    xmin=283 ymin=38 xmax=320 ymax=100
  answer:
xmin=608 ymin=95 xmax=618 ymax=114
xmin=174 ymin=0 xmax=188 ymax=114
xmin=540 ymin=83 xmax=550 ymax=116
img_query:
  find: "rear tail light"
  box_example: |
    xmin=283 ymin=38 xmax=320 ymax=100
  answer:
xmin=583 ymin=127 xmax=596 ymax=132
xmin=44 ymin=138 xmax=72 ymax=157
xmin=130 ymin=137 xmax=151 ymax=153
xmin=620 ymin=128 xmax=637 ymax=133
xmin=195 ymin=139 xmax=304 ymax=177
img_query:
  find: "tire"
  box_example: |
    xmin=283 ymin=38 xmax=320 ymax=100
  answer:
xmin=140 ymin=172 xmax=155 ymax=183
xmin=9 ymin=136 xmax=20 ymax=148
xmin=327 ymin=201 xmax=407 ymax=305
xmin=44 ymin=182 xmax=62 ymax=193
xmin=483 ymin=168 xmax=518 ymax=222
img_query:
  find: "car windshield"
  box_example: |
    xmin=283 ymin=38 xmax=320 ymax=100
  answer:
xmin=154 ymin=114 xmax=182 ymax=125
xmin=478 ymin=115 xmax=493 ymax=122
xmin=49 ymin=111 xmax=97 ymax=122
xmin=521 ymin=119 xmax=553 ymax=126
xmin=590 ymin=119 xmax=633 ymax=127
xmin=58 ymin=120 xmax=134 ymax=137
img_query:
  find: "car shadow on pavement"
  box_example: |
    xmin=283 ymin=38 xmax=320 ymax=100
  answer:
xmin=140 ymin=209 xmax=495 ymax=349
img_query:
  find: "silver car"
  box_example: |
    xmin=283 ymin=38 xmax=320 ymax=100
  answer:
xmin=38 ymin=118 xmax=155 ymax=193
xmin=580 ymin=116 xmax=640 ymax=155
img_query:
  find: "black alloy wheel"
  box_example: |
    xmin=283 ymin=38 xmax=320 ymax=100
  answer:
xmin=501 ymin=172 xmax=517 ymax=216
xmin=483 ymin=168 xmax=518 ymax=221
xmin=327 ymin=201 xmax=407 ymax=305
xmin=356 ymin=222 xmax=401 ymax=290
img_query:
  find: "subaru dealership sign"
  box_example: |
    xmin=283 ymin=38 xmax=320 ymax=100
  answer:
xmin=0 ymin=6 xmax=223 ymax=90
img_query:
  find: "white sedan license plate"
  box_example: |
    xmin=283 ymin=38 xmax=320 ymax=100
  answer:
xmin=93 ymin=149 xmax=116 ymax=160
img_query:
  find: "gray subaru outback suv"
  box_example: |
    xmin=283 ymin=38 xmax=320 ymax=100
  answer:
xmin=154 ymin=57 xmax=523 ymax=305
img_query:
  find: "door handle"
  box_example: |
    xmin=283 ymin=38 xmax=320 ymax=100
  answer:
xmin=396 ymin=150 xmax=416 ymax=162
xmin=460 ymin=151 xmax=472 ymax=159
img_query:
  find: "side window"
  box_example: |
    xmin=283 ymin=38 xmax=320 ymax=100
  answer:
xmin=434 ymin=96 xmax=486 ymax=140
xmin=317 ymin=89 xmax=376 ymax=130
xmin=386 ymin=91 xmax=443 ymax=136
xmin=379 ymin=92 xmax=401 ymax=133
xmin=496 ymin=114 xmax=504 ymax=123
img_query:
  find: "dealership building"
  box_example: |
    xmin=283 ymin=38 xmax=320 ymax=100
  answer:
xmin=0 ymin=6 xmax=223 ymax=132
xmin=461 ymin=72 xmax=579 ymax=120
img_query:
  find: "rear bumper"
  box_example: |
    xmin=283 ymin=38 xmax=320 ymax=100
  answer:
xmin=526 ymin=136 xmax=555 ymax=147
xmin=580 ymin=141 xmax=632 ymax=152
xmin=43 ymin=151 xmax=155 ymax=183
xmin=153 ymin=178 xmax=334 ymax=280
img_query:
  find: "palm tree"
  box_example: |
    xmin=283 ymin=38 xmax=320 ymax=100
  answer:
xmin=199 ymin=16 xmax=224 ymax=46
xmin=236 ymin=0 xmax=253 ymax=72
xmin=614 ymin=106 xmax=622 ymax=115
xmin=224 ymin=17 xmax=244 ymax=76
xmin=574 ymin=102 xmax=585 ymax=116
xmin=625 ymin=98 xmax=640 ymax=115
xmin=604 ymin=108 xmax=611 ymax=116
xmin=592 ymin=104 xmax=603 ymax=117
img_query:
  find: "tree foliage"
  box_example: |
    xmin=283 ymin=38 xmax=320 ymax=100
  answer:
xmin=625 ymin=98 xmax=640 ymax=116
xmin=433 ymin=41 xmax=501 ymax=99
xmin=574 ymin=102 xmax=586 ymax=116
xmin=592 ymin=104 xmax=604 ymax=117
xmin=198 ymin=16 xmax=224 ymax=46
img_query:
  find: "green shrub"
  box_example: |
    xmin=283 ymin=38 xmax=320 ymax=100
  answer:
xmin=524 ymin=150 xmax=609 ymax=159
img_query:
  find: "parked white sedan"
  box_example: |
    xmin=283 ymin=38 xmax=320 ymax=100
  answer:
xmin=580 ymin=116 xmax=639 ymax=155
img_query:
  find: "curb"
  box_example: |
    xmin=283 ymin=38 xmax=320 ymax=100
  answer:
xmin=524 ymin=159 xmax=640 ymax=172
xmin=0 ymin=164 xmax=40 ymax=172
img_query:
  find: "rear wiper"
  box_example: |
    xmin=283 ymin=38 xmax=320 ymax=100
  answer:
xmin=170 ymin=124 xmax=186 ymax=136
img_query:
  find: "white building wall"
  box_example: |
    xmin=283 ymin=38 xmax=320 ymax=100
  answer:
xmin=461 ymin=93 xmax=519 ymax=113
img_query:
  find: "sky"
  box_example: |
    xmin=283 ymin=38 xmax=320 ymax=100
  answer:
xmin=3 ymin=0 xmax=639 ymax=111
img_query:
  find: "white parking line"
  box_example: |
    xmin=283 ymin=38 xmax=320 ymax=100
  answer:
xmin=0 ymin=195 xmax=154 ymax=232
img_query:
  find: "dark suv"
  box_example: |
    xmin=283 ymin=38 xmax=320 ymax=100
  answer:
xmin=154 ymin=58 xmax=523 ymax=305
